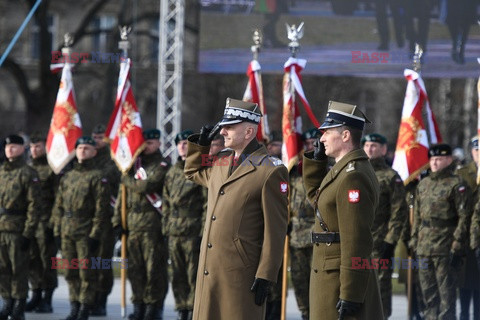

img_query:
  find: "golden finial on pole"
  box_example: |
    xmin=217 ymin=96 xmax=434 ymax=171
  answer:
xmin=286 ymin=22 xmax=304 ymax=58
xmin=251 ymin=29 xmax=262 ymax=61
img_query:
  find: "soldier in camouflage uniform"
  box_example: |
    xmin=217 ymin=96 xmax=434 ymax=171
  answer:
xmin=25 ymin=134 xmax=58 ymax=314
xmin=90 ymin=124 xmax=120 ymax=316
xmin=52 ymin=136 xmax=110 ymax=320
xmin=362 ymin=133 xmax=407 ymax=319
xmin=113 ymin=129 xmax=170 ymax=320
xmin=0 ymin=134 xmax=41 ymax=320
xmin=163 ymin=130 xmax=205 ymax=320
xmin=457 ymin=136 xmax=480 ymax=320
xmin=288 ymin=128 xmax=316 ymax=320
xmin=410 ymin=143 xmax=472 ymax=320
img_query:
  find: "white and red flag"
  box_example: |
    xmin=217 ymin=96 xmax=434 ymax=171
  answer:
xmin=282 ymin=57 xmax=320 ymax=171
xmin=46 ymin=63 xmax=82 ymax=174
xmin=105 ymin=58 xmax=145 ymax=173
xmin=243 ymin=60 xmax=270 ymax=143
xmin=392 ymin=69 xmax=442 ymax=185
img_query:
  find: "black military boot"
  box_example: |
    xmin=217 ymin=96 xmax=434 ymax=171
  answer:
xmin=76 ymin=304 xmax=91 ymax=320
xmin=34 ymin=289 xmax=53 ymax=313
xmin=187 ymin=309 xmax=193 ymax=320
xmin=25 ymin=289 xmax=42 ymax=312
xmin=63 ymin=301 xmax=80 ymax=320
xmin=89 ymin=292 xmax=107 ymax=316
xmin=0 ymin=298 xmax=13 ymax=320
xmin=177 ymin=309 xmax=188 ymax=320
xmin=7 ymin=298 xmax=26 ymax=320
xmin=143 ymin=304 xmax=157 ymax=320
xmin=127 ymin=303 xmax=145 ymax=320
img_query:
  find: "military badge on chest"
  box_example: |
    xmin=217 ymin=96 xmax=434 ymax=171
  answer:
xmin=280 ymin=182 xmax=288 ymax=194
xmin=348 ymin=189 xmax=360 ymax=203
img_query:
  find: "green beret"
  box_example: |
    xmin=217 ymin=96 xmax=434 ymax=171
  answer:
xmin=75 ymin=136 xmax=96 ymax=148
xmin=361 ymin=133 xmax=387 ymax=145
xmin=143 ymin=129 xmax=161 ymax=140
xmin=92 ymin=124 xmax=106 ymax=134
xmin=175 ymin=130 xmax=193 ymax=144
xmin=29 ymin=132 xmax=46 ymax=143
xmin=302 ymin=128 xmax=318 ymax=141
xmin=4 ymin=134 xmax=24 ymax=145
xmin=268 ymin=131 xmax=282 ymax=143
xmin=428 ymin=143 xmax=452 ymax=158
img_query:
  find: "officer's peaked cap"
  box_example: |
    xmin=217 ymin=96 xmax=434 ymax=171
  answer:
xmin=143 ymin=129 xmax=161 ymax=140
xmin=4 ymin=134 xmax=24 ymax=146
xmin=361 ymin=133 xmax=387 ymax=145
xmin=302 ymin=128 xmax=318 ymax=141
xmin=175 ymin=130 xmax=194 ymax=144
xmin=218 ymin=98 xmax=262 ymax=126
xmin=471 ymin=136 xmax=479 ymax=150
xmin=319 ymin=101 xmax=370 ymax=131
xmin=75 ymin=136 xmax=96 ymax=148
xmin=428 ymin=143 xmax=452 ymax=158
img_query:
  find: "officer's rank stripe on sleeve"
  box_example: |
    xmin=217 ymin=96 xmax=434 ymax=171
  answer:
xmin=280 ymin=182 xmax=288 ymax=194
xmin=348 ymin=189 xmax=360 ymax=203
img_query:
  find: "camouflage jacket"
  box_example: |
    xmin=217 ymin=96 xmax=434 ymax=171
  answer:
xmin=162 ymin=158 xmax=206 ymax=237
xmin=410 ymin=162 xmax=472 ymax=256
xmin=370 ymin=157 xmax=408 ymax=255
xmin=289 ymin=165 xmax=314 ymax=248
xmin=460 ymin=161 xmax=480 ymax=249
xmin=94 ymin=146 xmax=120 ymax=217
xmin=29 ymin=155 xmax=56 ymax=226
xmin=52 ymin=159 xmax=110 ymax=240
xmin=113 ymin=151 xmax=169 ymax=232
xmin=0 ymin=157 xmax=41 ymax=238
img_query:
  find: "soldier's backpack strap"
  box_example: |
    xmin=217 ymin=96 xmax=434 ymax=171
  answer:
xmin=313 ymin=188 xmax=330 ymax=232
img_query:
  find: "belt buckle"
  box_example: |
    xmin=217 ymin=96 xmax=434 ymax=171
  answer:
xmin=326 ymin=239 xmax=332 ymax=247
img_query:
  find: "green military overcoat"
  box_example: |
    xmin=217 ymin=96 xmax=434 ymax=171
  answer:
xmin=184 ymin=136 xmax=288 ymax=320
xmin=303 ymin=149 xmax=383 ymax=320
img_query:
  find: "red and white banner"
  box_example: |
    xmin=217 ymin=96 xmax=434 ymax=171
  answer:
xmin=243 ymin=60 xmax=270 ymax=143
xmin=392 ymin=69 xmax=442 ymax=185
xmin=105 ymin=58 xmax=145 ymax=173
xmin=282 ymin=57 xmax=319 ymax=171
xmin=46 ymin=63 xmax=82 ymax=174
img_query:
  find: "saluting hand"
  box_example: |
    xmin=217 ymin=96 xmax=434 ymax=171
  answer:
xmin=313 ymin=139 xmax=327 ymax=160
xmin=198 ymin=124 xmax=221 ymax=146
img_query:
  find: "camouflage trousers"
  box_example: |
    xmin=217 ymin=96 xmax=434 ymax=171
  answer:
xmin=168 ymin=236 xmax=201 ymax=310
xmin=0 ymin=232 xmax=30 ymax=299
xmin=93 ymin=225 xmax=114 ymax=296
xmin=127 ymin=231 xmax=168 ymax=307
xmin=62 ymin=236 xmax=97 ymax=305
xmin=418 ymin=255 xmax=458 ymax=320
xmin=29 ymin=223 xmax=58 ymax=290
xmin=372 ymin=249 xmax=393 ymax=319
xmin=289 ymin=245 xmax=312 ymax=318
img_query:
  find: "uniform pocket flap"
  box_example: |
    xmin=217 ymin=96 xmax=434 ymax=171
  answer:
xmin=323 ymin=256 xmax=341 ymax=271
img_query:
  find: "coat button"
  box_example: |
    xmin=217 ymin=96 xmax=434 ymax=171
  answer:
xmin=207 ymin=243 xmax=212 ymax=248
xmin=204 ymin=270 xmax=209 ymax=275
xmin=219 ymin=190 xmax=225 ymax=195
xmin=211 ymin=216 xmax=216 ymax=221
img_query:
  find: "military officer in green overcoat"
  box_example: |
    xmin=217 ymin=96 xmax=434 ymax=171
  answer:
xmin=303 ymin=101 xmax=383 ymax=319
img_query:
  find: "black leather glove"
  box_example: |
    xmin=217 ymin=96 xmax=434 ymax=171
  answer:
xmin=19 ymin=236 xmax=30 ymax=251
xmin=380 ymin=241 xmax=395 ymax=260
xmin=88 ymin=237 xmax=100 ymax=254
xmin=198 ymin=124 xmax=221 ymax=146
xmin=250 ymin=278 xmax=270 ymax=306
xmin=55 ymin=236 xmax=62 ymax=251
xmin=113 ymin=225 xmax=128 ymax=241
xmin=313 ymin=139 xmax=327 ymax=160
xmin=449 ymin=252 xmax=462 ymax=268
xmin=336 ymin=299 xmax=362 ymax=319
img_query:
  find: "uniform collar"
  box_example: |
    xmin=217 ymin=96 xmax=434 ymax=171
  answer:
xmin=369 ymin=157 xmax=388 ymax=170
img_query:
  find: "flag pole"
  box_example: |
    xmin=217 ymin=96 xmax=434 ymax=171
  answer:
xmin=118 ymin=26 xmax=131 ymax=319
xmin=406 ymin=44 xmax=422 ymax=320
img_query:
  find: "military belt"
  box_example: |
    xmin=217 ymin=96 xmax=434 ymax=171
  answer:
xmin=0 ymin=208 xmax=26 ymax=215
xmin=311 ymin=232 xmax=340 ymax=244
xmin=422 ymin=218 xmax=457 ymax=228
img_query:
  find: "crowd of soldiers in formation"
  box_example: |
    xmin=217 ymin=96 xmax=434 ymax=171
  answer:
xmin=0 ymin=123 xmax=479 ymax=320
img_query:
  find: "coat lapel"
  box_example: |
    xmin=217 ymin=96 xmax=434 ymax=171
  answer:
xmin=223 ymin=146 xmax=268 ymax=186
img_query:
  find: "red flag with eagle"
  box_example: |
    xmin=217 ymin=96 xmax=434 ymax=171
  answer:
xmin=282 ymin=57 xmax=320 ymax=171
xmin=243 ymin=60 xmax=270 ymax=143
xmin=392 ymin=69 xmax=442 ymax=185
xmin=46 ymin=63 xmax=82 ymax=174
xmin=105 ymin=58 xmax=145 ymax=173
